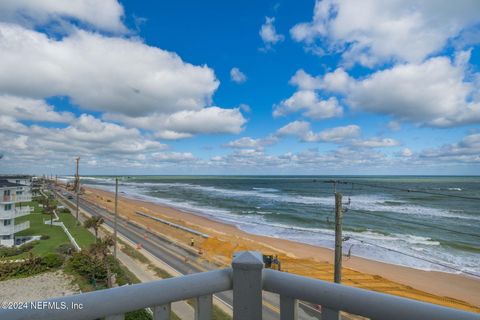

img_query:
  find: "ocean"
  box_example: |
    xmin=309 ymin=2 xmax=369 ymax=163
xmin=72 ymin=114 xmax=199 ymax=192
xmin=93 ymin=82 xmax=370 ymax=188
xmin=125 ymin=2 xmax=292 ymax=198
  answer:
xmin=71 ymin=175 xmax=480 ymax=276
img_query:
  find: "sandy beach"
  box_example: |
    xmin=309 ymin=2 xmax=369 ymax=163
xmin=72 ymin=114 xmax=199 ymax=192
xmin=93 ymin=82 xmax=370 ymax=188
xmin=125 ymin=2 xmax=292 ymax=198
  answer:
xmin=81 ymin=185 xmax=480 ymax=312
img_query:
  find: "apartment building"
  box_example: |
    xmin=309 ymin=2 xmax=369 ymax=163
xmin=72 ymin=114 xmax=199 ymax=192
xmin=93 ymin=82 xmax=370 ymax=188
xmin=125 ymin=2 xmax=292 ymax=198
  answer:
xmin=0 ymin=177 xmax=33 ymax=247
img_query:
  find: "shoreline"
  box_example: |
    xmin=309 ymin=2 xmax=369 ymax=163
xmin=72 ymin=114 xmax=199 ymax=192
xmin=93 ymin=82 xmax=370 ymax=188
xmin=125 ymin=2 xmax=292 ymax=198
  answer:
xmin=117 ymin=188 xmax=466 ymax=274
xmin=82 ymin=185 xmax=480 ymax=309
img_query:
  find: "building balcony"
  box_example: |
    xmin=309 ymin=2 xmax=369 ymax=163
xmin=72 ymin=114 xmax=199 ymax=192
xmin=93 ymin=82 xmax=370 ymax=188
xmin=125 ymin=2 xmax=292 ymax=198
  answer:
xmin=0 ymin=221 xmax=29 ymax=235
xmin=0 ymin=251 xmax=477 ymax=320
xmin=15 ymin=206 xmax=32 ymax=217
xmin=0 ymin=194 xmax=16 ymax=203
xmin=0 ymin=238 xmax=14 ymax=247
xmin=0 ymin=206 xmax=31 ymax=219
xmin=15 ymin=194 xmax=32 ymax=203
xmin=14 ymin=221 xmax=29 ymax=233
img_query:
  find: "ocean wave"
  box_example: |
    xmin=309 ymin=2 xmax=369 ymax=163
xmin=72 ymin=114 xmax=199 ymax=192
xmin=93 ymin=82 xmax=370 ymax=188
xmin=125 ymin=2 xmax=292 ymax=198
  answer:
xmin=88 ymin=178 xmax=479 ymax=222
xmin=82 ymin=179 xmax=480 ymax=274
xmin=252 ymin=187 xmax=280 ymax=192
xmin=431 ymin=187 xmax=463 ymax=191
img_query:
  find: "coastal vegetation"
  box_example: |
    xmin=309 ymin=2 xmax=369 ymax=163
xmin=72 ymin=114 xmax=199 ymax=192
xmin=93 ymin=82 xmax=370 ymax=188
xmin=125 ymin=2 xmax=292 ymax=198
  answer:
xmin=83 ymin=216 xmax=104 ymax=240
xmin=65 ymin=239 xmax=154 ymax=320
xmin=0 ymin=253 xmax=64 ymax=281
xmin=117 ymin=237 xmax=231 ymax=319
xmin=0 ymin=241 xmax=38 ymax=258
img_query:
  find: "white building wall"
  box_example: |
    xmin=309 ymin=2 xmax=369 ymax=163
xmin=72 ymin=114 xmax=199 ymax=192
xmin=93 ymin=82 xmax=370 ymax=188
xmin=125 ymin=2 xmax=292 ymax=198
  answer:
xmin=0 ymin=184 xmax=32 ymax=247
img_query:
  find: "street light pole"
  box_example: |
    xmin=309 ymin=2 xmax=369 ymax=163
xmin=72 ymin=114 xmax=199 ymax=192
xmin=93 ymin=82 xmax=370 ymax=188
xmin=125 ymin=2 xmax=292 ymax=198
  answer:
xmin=114 ymin=177 xmax=118 ymax=258
xmin=75 ymin=157 xmax=80 ymax=223
xmin=334 ymin=192 xmax=343 ymax=284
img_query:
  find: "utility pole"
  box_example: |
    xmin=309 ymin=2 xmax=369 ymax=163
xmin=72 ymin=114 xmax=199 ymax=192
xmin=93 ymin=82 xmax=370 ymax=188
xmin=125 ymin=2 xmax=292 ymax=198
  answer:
xmin=334 ymin=192 xmax=343 ymax=284
xmin=75 ymin=157 xmax=80 ymax=223
xmin=114 ymin=177 xmax=118 ymax=258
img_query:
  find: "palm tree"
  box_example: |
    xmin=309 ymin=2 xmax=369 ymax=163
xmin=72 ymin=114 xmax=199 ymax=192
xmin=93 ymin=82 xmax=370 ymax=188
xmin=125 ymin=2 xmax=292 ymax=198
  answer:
xmin=84 ymin=216 xmax=104 ymax=240
xmin=89 ymin=236 xmax=115 ymax=288
xmin=43 ymin=197 xmax=56 ymax=227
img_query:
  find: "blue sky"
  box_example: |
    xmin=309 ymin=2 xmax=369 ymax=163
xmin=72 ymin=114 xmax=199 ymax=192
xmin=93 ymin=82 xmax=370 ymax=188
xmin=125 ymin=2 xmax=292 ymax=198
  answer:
xmin=0 ymin=0 xmax=479 ymax=175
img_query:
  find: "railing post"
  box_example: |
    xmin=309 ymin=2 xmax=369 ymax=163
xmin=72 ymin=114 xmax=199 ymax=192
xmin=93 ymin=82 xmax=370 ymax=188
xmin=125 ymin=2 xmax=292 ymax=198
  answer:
xmin=232 ymin=251 xmax=264 ymax=320
xmin=153 ymin=304 xmax=171 ymax=320
xmin=280 ymin=296 xmax=298 ymax=320
xmin=322 ymin=307 xmax=339 ymax=320
xmin=195 ymin=294 xmax=213 ymax=320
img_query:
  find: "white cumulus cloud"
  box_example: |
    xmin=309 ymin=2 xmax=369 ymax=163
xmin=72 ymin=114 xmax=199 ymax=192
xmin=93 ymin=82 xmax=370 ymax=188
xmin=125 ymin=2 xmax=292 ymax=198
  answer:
xmin=277 ymin=121 xmax=360 ymax=143
xmin=0 ymin=23 xmax=219 ymax=117
xmin=0 ymin=95 xmax=74 ymax=123
xmin=0 ymin=0 xmax=126 ymax=33
xmin=351 ymin=138 xmax=400 ymax=148
xmin=291 ymin=0 xmax=480 ymax=67
xmin=273 ymin=91 xmax=342 ymax=120
xmin=225 ymin=136 xmax=277 ymax=149
xmin=259 ymin=16 xmax=284 ymax=50
xmin=420 ymin=133 xmax=480 ymax=163
xmin=294 ymin=53 xmax=480 ymax=127
xmin=230 ymin=67 xmax=247 ymax=83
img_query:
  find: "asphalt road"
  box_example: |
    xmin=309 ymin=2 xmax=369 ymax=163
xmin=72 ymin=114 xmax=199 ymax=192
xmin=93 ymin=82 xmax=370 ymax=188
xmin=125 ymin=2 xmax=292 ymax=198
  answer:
xmin=51 ymin=186 xmax=322 ymax=320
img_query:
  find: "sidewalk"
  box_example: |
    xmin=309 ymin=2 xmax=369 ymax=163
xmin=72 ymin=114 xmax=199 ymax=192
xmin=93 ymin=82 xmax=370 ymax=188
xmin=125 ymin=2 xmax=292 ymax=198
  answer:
xmin=52 ymin=190 xmax=195 ymax=320
xmin=116 ymin=247 xmax=195 ymax=320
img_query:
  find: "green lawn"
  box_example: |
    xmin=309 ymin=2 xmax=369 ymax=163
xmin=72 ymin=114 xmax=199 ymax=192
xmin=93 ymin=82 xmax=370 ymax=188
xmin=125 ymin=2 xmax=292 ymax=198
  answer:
xmin=7 ymin=200 xmax=95 ymax=259
xmin=57 ymin=212 xmax=95 ymax=248
xmin=16 ymin=200 xmax=41 ymax=213
xmin=14 ymin=214 xmax=70 ymax=257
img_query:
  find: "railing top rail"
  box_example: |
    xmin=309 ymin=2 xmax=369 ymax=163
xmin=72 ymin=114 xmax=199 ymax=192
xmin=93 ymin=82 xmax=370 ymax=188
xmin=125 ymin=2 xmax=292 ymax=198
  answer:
xmin=1 ymin=250 xmax=477 ymax=320
xmin=0 ymin=268 xmax=232 ymax=320
xmin=263 ymin=268 xmax=480 ymax=320
xmin=15 ymin=221 xmax=29 ymax=228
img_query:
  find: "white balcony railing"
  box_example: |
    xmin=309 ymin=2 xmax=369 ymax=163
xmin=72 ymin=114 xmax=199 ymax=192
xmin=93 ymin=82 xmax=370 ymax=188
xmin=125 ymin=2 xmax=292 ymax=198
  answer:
xmin=15 ymin=206 xmax=32 ymax=218
xmin=15 ymin=194 xmax=32 ymax=203
xmin=14 ymin=221 xmax=29 ymax=233
xmin=0 ymin=206 xmax=31 ymax=219
xmin=0 ymin=251 xmax=478 ymax=320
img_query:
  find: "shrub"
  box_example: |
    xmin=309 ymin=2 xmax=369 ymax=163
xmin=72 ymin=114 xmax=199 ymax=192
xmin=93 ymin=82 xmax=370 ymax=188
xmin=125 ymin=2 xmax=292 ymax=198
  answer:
xmin=67 ymin=247 xmax=138 ymax=288
xmin=0 ymin=241 xmax=37 ymax=258
xmin=0 ymin=253 xmax=63 ymax=281
xmin=67 ymin=252 xmax=106 ymax=282
xmin=125 ymin=310 xmax=152 ymax=320
xmin=57 ymin=244 xmax=75 ymax=256
xmin=40 ymin=235 xmax=50 ymax=240
xmin=42 ymin=253 xmax=64 ymax=268
xmin=59 ymin=208 xmax=71 ymax=214
xmin=0 ymin=246 xmax=21 ymax=258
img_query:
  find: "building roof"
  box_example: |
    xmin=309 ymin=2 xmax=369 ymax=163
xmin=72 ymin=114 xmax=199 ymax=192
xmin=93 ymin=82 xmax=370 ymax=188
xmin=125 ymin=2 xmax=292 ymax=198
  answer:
xmin=0 ymin=175 xmax=32 ymax=180
xmin=0 ymin=179 xmax=25 ymax=188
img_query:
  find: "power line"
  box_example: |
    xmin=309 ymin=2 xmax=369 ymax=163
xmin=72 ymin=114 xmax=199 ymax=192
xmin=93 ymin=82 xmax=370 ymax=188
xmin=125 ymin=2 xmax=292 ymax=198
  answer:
xmin=346 ymin=235 xmax=480 ymax=278
xmin=318 ymin=182 xmax=480 ymax=278
xmin=345 ymin=208 xmax=480 ymax=240
xmin=322 ymin=180 xmax=480 ymax=201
